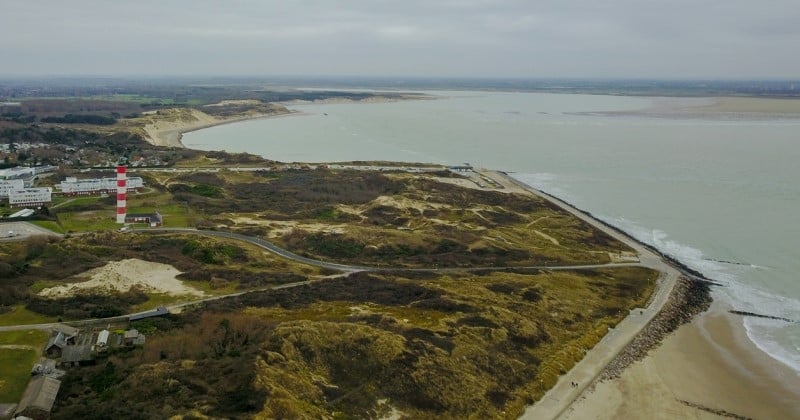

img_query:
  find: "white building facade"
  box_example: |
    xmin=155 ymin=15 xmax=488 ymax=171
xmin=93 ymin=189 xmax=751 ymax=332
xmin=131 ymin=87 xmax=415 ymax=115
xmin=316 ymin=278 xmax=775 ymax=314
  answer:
xmin=0 ymin=165 xmax=56 ymax=180
xmin=0 ymin=179 xmax=24 ymax=197
xmin=8 ymin=187 xmax=52 ymax=208
xmin=57 ymin=176 xmax=144 ymax=196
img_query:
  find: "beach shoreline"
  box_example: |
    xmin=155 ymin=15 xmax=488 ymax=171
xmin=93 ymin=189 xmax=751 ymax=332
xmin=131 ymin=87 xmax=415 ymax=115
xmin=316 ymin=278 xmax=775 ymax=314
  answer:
xmin=561 ymin=301 xmax=800 ymax=419
xmin=141 ymin=93 xmax=436 ymax=149
xmin=497 ymin=170 xmax=798 ymax=419
xmin=153 ymin=96 xmax=799 ymax=418
xmin=141 ymin=109 xmax=299 ymax=148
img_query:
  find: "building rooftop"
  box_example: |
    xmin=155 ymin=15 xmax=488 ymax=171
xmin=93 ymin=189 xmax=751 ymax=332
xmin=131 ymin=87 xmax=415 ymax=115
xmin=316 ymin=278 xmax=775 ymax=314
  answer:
xmin=15 ymin=376 xmax=60 ymax=416
xmin=60 ymin=345 xmax=94 ymax=364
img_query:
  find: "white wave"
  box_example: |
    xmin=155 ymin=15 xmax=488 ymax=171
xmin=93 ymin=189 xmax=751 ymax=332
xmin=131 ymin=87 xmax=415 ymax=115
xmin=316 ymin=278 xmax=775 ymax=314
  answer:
xmin=602 ymin=218 xmax=736 ymax=283
xmin=512 ymin=172 xmax=800 ymax=374
xmin=743 ymin=318 xmax=800 ymax=375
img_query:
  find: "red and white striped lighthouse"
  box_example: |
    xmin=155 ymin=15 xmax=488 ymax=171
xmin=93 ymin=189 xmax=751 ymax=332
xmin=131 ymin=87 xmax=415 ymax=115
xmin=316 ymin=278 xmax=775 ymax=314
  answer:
xmin=116 ymin=165 xmax=127 ymax=224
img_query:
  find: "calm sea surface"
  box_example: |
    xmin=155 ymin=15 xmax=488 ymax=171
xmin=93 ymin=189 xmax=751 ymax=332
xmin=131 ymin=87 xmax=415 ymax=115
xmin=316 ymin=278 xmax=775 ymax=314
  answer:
xmin=185 ymin=91 xmax=800 ymax=374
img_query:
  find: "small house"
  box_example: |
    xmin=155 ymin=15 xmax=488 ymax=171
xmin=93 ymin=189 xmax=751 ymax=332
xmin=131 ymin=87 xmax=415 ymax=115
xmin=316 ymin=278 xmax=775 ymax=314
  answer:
xmin=124 ymin=212 xmax=162 ymax=227
xmin=44 ymin=331 xmax=75 ymax=358
xmin=123 ymin=329 xmax=146 ymax=347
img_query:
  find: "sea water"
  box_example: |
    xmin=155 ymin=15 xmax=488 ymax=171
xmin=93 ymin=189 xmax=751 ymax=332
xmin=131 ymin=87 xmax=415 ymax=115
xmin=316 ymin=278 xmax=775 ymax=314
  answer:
xmin=184 ymin=91 xmax=800 ymax=373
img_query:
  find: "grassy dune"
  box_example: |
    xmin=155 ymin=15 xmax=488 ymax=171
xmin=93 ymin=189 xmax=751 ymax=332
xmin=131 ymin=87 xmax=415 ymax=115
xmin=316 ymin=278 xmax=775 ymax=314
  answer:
xmin=2 ymin=166 xmax=660 ymax=418
xmin=52 ymin=267 xmax=657 ymax=419
xmin=0 ymin=232 xmax=320 ymax=320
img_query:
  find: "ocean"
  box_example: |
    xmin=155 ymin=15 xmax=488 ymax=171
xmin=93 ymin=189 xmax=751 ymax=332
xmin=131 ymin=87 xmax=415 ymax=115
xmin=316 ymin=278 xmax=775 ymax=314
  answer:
xmin=184 ymin=91 xmax=800 ymax=374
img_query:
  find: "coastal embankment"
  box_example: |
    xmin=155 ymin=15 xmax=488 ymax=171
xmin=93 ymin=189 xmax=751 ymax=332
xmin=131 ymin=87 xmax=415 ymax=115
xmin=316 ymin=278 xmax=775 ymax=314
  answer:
xmin=563 ymin=304 xmax=800 ymax=419
xmin=494 ymin=170 xmax=800 ymax=419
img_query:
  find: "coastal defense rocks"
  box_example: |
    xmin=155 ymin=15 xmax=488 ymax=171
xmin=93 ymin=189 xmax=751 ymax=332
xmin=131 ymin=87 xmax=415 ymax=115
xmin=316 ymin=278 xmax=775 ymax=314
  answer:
xmin=600 ymin=276 xmax=711 ymax=380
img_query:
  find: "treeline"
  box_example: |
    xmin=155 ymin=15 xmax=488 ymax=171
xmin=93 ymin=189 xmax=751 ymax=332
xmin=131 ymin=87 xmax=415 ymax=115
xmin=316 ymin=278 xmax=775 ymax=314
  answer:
xmin=40 ymin=114 xmax=117 ymax=125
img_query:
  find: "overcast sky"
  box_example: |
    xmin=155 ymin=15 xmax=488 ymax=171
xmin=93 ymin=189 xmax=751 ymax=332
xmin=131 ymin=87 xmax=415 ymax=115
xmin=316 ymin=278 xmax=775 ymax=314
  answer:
xmin=2 ymin=0 xmax=798 ymax=79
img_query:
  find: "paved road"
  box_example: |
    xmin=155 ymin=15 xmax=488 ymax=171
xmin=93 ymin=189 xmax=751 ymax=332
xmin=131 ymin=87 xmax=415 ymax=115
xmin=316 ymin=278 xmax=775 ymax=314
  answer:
xmin=488 ymin=170 xmax=684 ymax=420
xmin=146 ymin=228 xmax=372 ymax=273
xmin=0 ymin=221 xmax=60 ymax=242
xmin=143 ymin=227 xmax=646 ymax=275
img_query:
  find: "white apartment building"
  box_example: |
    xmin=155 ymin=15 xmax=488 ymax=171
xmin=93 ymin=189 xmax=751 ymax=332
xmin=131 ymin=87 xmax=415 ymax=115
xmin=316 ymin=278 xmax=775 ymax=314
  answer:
xmin=8 ymin=187 xmax=52 ymax=208
xmin=0 ymin=165 xmax=56 ymax=180
xmin=0 ymin=179 xmax=24 ymax=197
xmin=57 ymin=176 xmax=144 ymax=196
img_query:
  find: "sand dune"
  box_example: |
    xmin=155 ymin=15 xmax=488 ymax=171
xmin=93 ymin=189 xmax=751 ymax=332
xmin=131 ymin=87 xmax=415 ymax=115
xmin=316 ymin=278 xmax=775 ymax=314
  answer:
xmin=38 ymin=258 xmax=205 ymax=298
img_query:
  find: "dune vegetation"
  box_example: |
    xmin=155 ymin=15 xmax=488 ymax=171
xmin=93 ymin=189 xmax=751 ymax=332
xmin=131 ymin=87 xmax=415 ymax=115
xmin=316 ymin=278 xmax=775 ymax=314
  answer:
xmin=1 ymin=164 xmax=658 ymax=418
xmin=52 ymin=267 xmax=657 ymax=419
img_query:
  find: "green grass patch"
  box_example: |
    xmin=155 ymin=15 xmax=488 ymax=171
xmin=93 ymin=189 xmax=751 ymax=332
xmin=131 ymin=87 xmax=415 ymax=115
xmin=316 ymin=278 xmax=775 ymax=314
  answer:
xmin=190 ymin=184 xmax=223 ymax=198
xmin=53 ymin=195 xmax=104 ymax=210
xmin=29 ymin=280 xmax=62 ymax=294
xmin=0 ymin=330 xmax=48 ymax=347
xmin=0 ymin=349 xmax=38 ymax=403
xmin=0 ymin=306 xmax=57 ymax=327
xmin=127 ymin=203 xmax=192 ymax=228
xmin=56 ymin=210 xmax=119 ymax=232
xmin=29 ymin=220 xmax=64 ymax=234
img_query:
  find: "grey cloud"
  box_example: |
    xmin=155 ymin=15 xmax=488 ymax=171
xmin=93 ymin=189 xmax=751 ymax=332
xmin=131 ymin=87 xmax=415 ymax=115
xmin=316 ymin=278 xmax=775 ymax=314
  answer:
xmin=1 ymin=0 xmax=798 ymax=78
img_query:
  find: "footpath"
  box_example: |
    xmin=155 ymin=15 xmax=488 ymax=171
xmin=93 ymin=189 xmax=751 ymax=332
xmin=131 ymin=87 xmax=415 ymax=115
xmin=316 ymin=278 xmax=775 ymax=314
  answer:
xmin=484 ymin=170 xmax=681 ymax=420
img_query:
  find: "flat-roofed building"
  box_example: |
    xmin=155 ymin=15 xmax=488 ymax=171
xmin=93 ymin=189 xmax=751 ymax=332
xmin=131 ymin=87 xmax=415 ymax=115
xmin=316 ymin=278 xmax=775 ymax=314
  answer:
xmin=0 ymin=167 xmax=34 ymax=180
xmin=0 ymin=165 xmax=55 ymax=180
xmin=0 ymin=178 xmax=24 ymax=197
xmin=125 ymin=212 xmax=162 ymax=227
xmin=8 ymin=187 xmax=52 ymax=208
xmin=57 ymin=176 xmax=144 ymax=196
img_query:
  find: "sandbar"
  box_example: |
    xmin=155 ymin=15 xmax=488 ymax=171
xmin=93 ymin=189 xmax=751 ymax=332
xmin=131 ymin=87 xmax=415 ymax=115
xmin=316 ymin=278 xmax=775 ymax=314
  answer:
xmin=686 ymin=96 xmax=800 ymax=114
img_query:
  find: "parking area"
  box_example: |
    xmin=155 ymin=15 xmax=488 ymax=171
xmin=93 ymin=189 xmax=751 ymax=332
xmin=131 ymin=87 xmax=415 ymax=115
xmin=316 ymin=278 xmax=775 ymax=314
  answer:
xmin=0 ymin=222 xmax=60 ymax=241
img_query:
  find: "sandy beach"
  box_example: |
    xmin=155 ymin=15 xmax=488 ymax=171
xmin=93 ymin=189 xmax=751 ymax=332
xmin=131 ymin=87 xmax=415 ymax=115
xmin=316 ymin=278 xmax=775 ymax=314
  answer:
xmin=136 ymin=108 xmax=296 ymax=148
xmin=562 ymin=301 xmax=800 ymax=419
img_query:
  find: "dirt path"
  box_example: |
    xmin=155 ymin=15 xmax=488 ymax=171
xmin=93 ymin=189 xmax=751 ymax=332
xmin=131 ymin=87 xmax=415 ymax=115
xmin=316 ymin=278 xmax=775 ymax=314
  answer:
xmin=0 ymin=345 xmax=38 ymax=351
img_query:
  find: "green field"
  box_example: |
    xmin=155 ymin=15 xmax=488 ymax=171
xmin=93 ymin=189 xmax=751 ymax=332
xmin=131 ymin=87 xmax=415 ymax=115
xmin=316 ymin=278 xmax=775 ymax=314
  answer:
xmin=0 ymin=306 xmax=57 ymax=327
xmin=54 ymin=191 xmax=196 ymax=232
xmin=0 ymin=349 xmax=38 ymax=403
xmin=30 ymin=220 xmax=64 ymax=234
xmin=0 ymin=330 xmax=48 ymax=347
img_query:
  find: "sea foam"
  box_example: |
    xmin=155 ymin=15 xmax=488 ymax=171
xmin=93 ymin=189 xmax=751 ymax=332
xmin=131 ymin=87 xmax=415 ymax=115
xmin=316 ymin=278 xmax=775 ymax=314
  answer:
xmin=512 ymin=173 xmax=800 ymax=374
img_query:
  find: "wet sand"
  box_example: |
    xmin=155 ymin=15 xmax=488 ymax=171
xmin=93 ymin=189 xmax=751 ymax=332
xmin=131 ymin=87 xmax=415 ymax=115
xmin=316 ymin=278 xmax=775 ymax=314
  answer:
xmin=576 ymin=96 xmax=800 ymax=119
xmin=687 ymin=96 xmax=800 ymax=114
xmin=561 ymin=302 xmax=800 ymax=419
